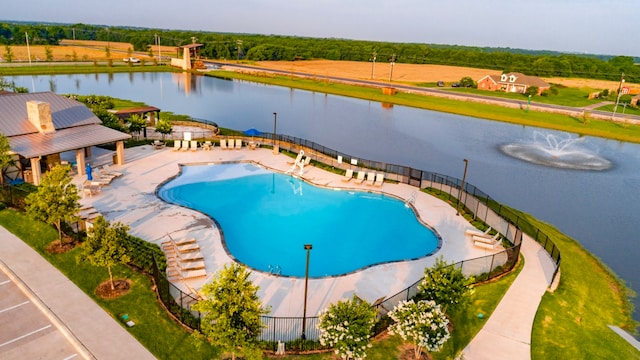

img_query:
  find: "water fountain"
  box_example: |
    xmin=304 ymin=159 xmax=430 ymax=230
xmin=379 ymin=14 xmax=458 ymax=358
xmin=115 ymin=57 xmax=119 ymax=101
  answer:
xmin=499 ymin=132 xmax=612 ymax=170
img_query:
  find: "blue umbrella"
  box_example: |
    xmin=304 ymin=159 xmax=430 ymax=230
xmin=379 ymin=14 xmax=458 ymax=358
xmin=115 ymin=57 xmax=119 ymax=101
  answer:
xmin=243 ymin=128 xmax=262 ymax=136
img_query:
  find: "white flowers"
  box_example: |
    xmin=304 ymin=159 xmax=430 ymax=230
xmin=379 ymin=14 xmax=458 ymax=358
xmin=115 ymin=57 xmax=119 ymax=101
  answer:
xmin=388 ymin=299 xmax=450 ymax=355
xmin=317 ymin=295 xmax=377 ymax=360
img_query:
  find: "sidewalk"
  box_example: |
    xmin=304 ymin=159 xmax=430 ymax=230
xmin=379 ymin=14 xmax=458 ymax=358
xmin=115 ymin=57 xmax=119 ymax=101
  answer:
xmin=0 ymin=226 xmax=155 ymax=360
xmin=462 ymin=234 xmax=557 ymax=360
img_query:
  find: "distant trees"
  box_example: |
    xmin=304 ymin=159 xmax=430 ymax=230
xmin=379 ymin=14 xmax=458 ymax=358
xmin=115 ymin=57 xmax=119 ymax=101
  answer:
xmin=0 ymin=21 xmax=637 ymax=82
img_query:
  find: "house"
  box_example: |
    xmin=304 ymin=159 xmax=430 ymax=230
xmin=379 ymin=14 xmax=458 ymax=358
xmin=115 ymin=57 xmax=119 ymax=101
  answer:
xmin=477 ymin=72 xmax=550 ymax=95
xmin=0 ymin=92 xmax=130 ymax=185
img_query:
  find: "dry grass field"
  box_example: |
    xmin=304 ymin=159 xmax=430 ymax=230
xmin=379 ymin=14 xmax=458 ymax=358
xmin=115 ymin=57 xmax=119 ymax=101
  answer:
xmin=3 ymin=40 xmax=637 ymax=92
xmin=2 ymin=40 xmax=178 ymax=62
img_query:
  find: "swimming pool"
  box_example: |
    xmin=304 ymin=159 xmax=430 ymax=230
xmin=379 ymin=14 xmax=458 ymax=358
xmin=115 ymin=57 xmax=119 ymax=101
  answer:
xmin=158 ymin=163 xmax=440 ymax=277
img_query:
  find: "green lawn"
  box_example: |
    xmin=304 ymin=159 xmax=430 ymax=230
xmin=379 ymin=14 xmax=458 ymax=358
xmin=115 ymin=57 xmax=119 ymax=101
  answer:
xmin=0 ymin=209 xmax=218 ymax=360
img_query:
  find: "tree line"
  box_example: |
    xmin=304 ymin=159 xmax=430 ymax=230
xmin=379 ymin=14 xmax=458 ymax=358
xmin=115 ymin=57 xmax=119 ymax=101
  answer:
xmin=1 ymin=21 xmax=638 ymax=82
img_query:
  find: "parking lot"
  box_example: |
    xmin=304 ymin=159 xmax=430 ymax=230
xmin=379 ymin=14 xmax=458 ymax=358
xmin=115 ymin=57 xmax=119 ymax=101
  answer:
xmin=0 ymin=267 xmax=81 ymax=360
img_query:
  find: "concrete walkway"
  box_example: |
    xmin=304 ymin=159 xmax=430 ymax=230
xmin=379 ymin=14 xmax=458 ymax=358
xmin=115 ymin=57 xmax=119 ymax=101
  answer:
xmin=0 ymin=227 xmax=155 ymax=360
xmin=462 ymin=234 xmax=557 ymax=360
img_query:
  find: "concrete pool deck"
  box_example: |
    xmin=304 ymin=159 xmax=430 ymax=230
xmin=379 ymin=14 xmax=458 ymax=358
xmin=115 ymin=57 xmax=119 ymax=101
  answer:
xmin=74 ymin=144 xmax=505 ymax=319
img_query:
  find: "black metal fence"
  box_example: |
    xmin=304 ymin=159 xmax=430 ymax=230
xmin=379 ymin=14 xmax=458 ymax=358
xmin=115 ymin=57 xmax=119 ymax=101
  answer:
xmin=145 ymin=131 xmax=561 ymax=352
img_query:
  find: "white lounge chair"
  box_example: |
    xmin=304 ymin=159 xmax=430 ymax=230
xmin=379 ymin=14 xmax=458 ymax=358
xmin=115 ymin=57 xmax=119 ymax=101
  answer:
xmin=180 ymin=140 xmax=190 ymax=151
xmin=172 ymin=140 xmax=181 ymax=151
xmin=342 ymin=169 xmax=354 ymax=182
xmin=220 ymin=139 xmax=228 ymax=150
xmin=235 ymin=139 xmax=242 ymax=149
xmin=465 ymin=227 xmax=492 ymax=237
xmin=472 ymin=232 xmax=501 ymax=244
xmin=365 ymin=172 xmax=375 ymax=186
xmin=354 ymin=171 xmax=366 ymax=184
xmin=190 ymin=140 xmax=198 ymax=152
xmin=374 ymin=173 xmax=384 ymax=187
xmin=103 ymin=164 xmax=122 ymax=177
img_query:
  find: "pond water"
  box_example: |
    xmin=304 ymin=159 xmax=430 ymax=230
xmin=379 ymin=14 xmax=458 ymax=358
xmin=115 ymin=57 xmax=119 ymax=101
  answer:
xmin=11 ymin=72 xmax=640 ymax=324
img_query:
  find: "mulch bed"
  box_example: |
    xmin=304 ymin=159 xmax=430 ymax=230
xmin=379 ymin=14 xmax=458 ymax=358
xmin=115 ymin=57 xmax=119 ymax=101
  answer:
xmin=95 ymin=279 xmax=131 ymax=299
xmin=45 ymin=236 xmax=78 ymax=254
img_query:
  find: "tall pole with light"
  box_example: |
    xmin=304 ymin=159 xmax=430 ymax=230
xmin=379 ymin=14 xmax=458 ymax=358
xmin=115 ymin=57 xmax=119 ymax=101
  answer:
xmin=456 ymin=159 xmax=468 ymax=216
xmin=301 ymin=244 xmax=313 ymax=340
xmin=612 ymin=72 xmax=626 ymax=119
xmin=272 ymin=112 xmax=278 ymax=154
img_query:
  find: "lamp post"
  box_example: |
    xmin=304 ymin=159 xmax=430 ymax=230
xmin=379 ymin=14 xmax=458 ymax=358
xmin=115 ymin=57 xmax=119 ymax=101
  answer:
xmin=301 ymin=244 xmax=312 ymax=340
xmin=612 ymin=73 xmax=626 ymax=119
xmin=456 ymin=159 xmax=468 ymax=216
xmin=272 ymin=112 xmax=278 ymax=154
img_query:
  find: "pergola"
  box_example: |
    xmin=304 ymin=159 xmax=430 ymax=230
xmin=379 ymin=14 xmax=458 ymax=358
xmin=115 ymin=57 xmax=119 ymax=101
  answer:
xmin=0 ymin=92 xmax=131 ymax=185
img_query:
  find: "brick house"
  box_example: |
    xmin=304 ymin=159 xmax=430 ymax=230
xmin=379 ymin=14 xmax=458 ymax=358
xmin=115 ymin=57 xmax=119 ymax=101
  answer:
xmin=477 ymin=72 xmax=550 ymax=95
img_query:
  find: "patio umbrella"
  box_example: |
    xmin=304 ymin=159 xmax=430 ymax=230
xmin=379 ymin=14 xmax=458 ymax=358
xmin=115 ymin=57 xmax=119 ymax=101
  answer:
xmin=243 ymin=128 xmax=262 ymax=137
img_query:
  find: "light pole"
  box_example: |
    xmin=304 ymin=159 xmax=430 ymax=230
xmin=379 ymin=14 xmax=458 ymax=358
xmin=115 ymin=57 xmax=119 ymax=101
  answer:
xmin=456 ymin=159 xmax=468 ymax=216
xmin=612 ymin=73 xmax=626 ymax=119
xmin=388 ymin=53 xmax=396 ymax=82
xmin=272 ymin=112 xmax=278 ymax=154
xmin=370 ymin=52 xmax=377 ymax=80
xmin=301 ymin=244 xmax=312 ymax=340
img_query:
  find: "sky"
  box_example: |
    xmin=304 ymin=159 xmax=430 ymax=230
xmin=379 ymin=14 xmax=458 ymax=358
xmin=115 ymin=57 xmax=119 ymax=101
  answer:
xmin=3 ymin=0 xmax=639 ymax=57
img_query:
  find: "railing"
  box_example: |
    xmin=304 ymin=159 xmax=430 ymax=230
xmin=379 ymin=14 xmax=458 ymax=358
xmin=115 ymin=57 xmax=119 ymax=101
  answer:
xmin=145 ymin=130 xmax=561 ymax=352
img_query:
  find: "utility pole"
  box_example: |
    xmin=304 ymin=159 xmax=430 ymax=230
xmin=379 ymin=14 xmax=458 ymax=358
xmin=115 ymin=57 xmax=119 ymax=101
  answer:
xmin=370 ymin=52 xmax=377 ymax=79
xmin=72 ymin=28 xmax=75 ymax=40
xmin=388 ymin=53 xmax=396 ymax=82
xmin=456 ymin=159 xmax=468 ymax=216
xmin=612 ymin=72 xmax=626 ymax=119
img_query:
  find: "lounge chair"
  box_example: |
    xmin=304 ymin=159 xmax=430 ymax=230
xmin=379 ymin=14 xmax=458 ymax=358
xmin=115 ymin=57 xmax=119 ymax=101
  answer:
xmin=354 ymin=171 xmax=366 ymax=184
xmin=96 ymin=168 xmax=116 ymax=183
xmin=153 ymin=140 xmax=166 ymax=150
xmin=103 ymin=164 xmax=122 ymax=177
xmin=203 ymin=141 xmax=212 ymax=151
xmin=472 ymin=232 xmax=501 ymax=244
xmin=235 ymin=139 xmax=242 ymax=149
xmin=172 ymin=140 xmax=181 ymax=151
xmin=220 ymin=139 xmax=228 ymax=150
xmin=365 ymin=172 xmax=375 ymax=186
xmin=465 ymin=227 xmax=491 ymax=237
xmin=180 ymin=140 xmax=190 ymax=151
xmin=341 ymin=169 xmax=354 ymax=182
xmin=374 ymin=173 xmax=384 ymax=187
xmin=190 ymin=140 xmax=198 ymax=152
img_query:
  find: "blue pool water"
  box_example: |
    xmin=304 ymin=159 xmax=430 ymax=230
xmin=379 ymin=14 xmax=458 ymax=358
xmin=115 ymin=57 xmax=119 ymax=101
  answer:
xmin=158 ymin=163 xmax=440 ymax=277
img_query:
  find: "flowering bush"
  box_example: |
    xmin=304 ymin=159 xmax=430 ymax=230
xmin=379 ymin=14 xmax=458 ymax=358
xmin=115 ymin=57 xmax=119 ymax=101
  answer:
xmin=388 ymin=299 xmax=450 ymax=359
xmin=418 ymin=256 xmax=474 ymax=313
xmin=317 ymin=294 xmax=377 ymax=360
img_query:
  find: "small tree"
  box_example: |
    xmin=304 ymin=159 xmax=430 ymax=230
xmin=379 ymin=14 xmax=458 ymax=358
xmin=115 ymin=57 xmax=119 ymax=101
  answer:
xmin=192 ymin=263 xmax=269 ymax=360
xmin=417 ymin=256 xmax=474 ymax=314
xmin=4 ymin=45 xmax=13 ymax=63
xmin=318 ymin=294 xmax=377 ymax=360
xmin=459 ymin=76 xmax=475 ymax=88
xmin=155 ymin=119 xmax=173 ymax=140
xmin=77 ymin=216 xmax=131 ymax=290
xmin=0 ymin=134 xmax=12 ymax=186
xmin=127 ymin=114 xmax=147 ymax=140
xmin=44 ymin=46 xmax=54 ymax=62
xmin=388 ymin=299 xmax=450 ymax=359
xmin=524 ymin=86 xmax=539 ymax=97
xmin=104 ymin=46 xmax=110 ymax=59
xmin=25 ymin=164 xmax=80 ymax=246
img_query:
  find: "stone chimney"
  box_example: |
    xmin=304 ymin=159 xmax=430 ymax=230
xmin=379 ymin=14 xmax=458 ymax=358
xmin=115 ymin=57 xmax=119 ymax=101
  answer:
xmin=26 ymin=100 xmax=55 ymax=134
